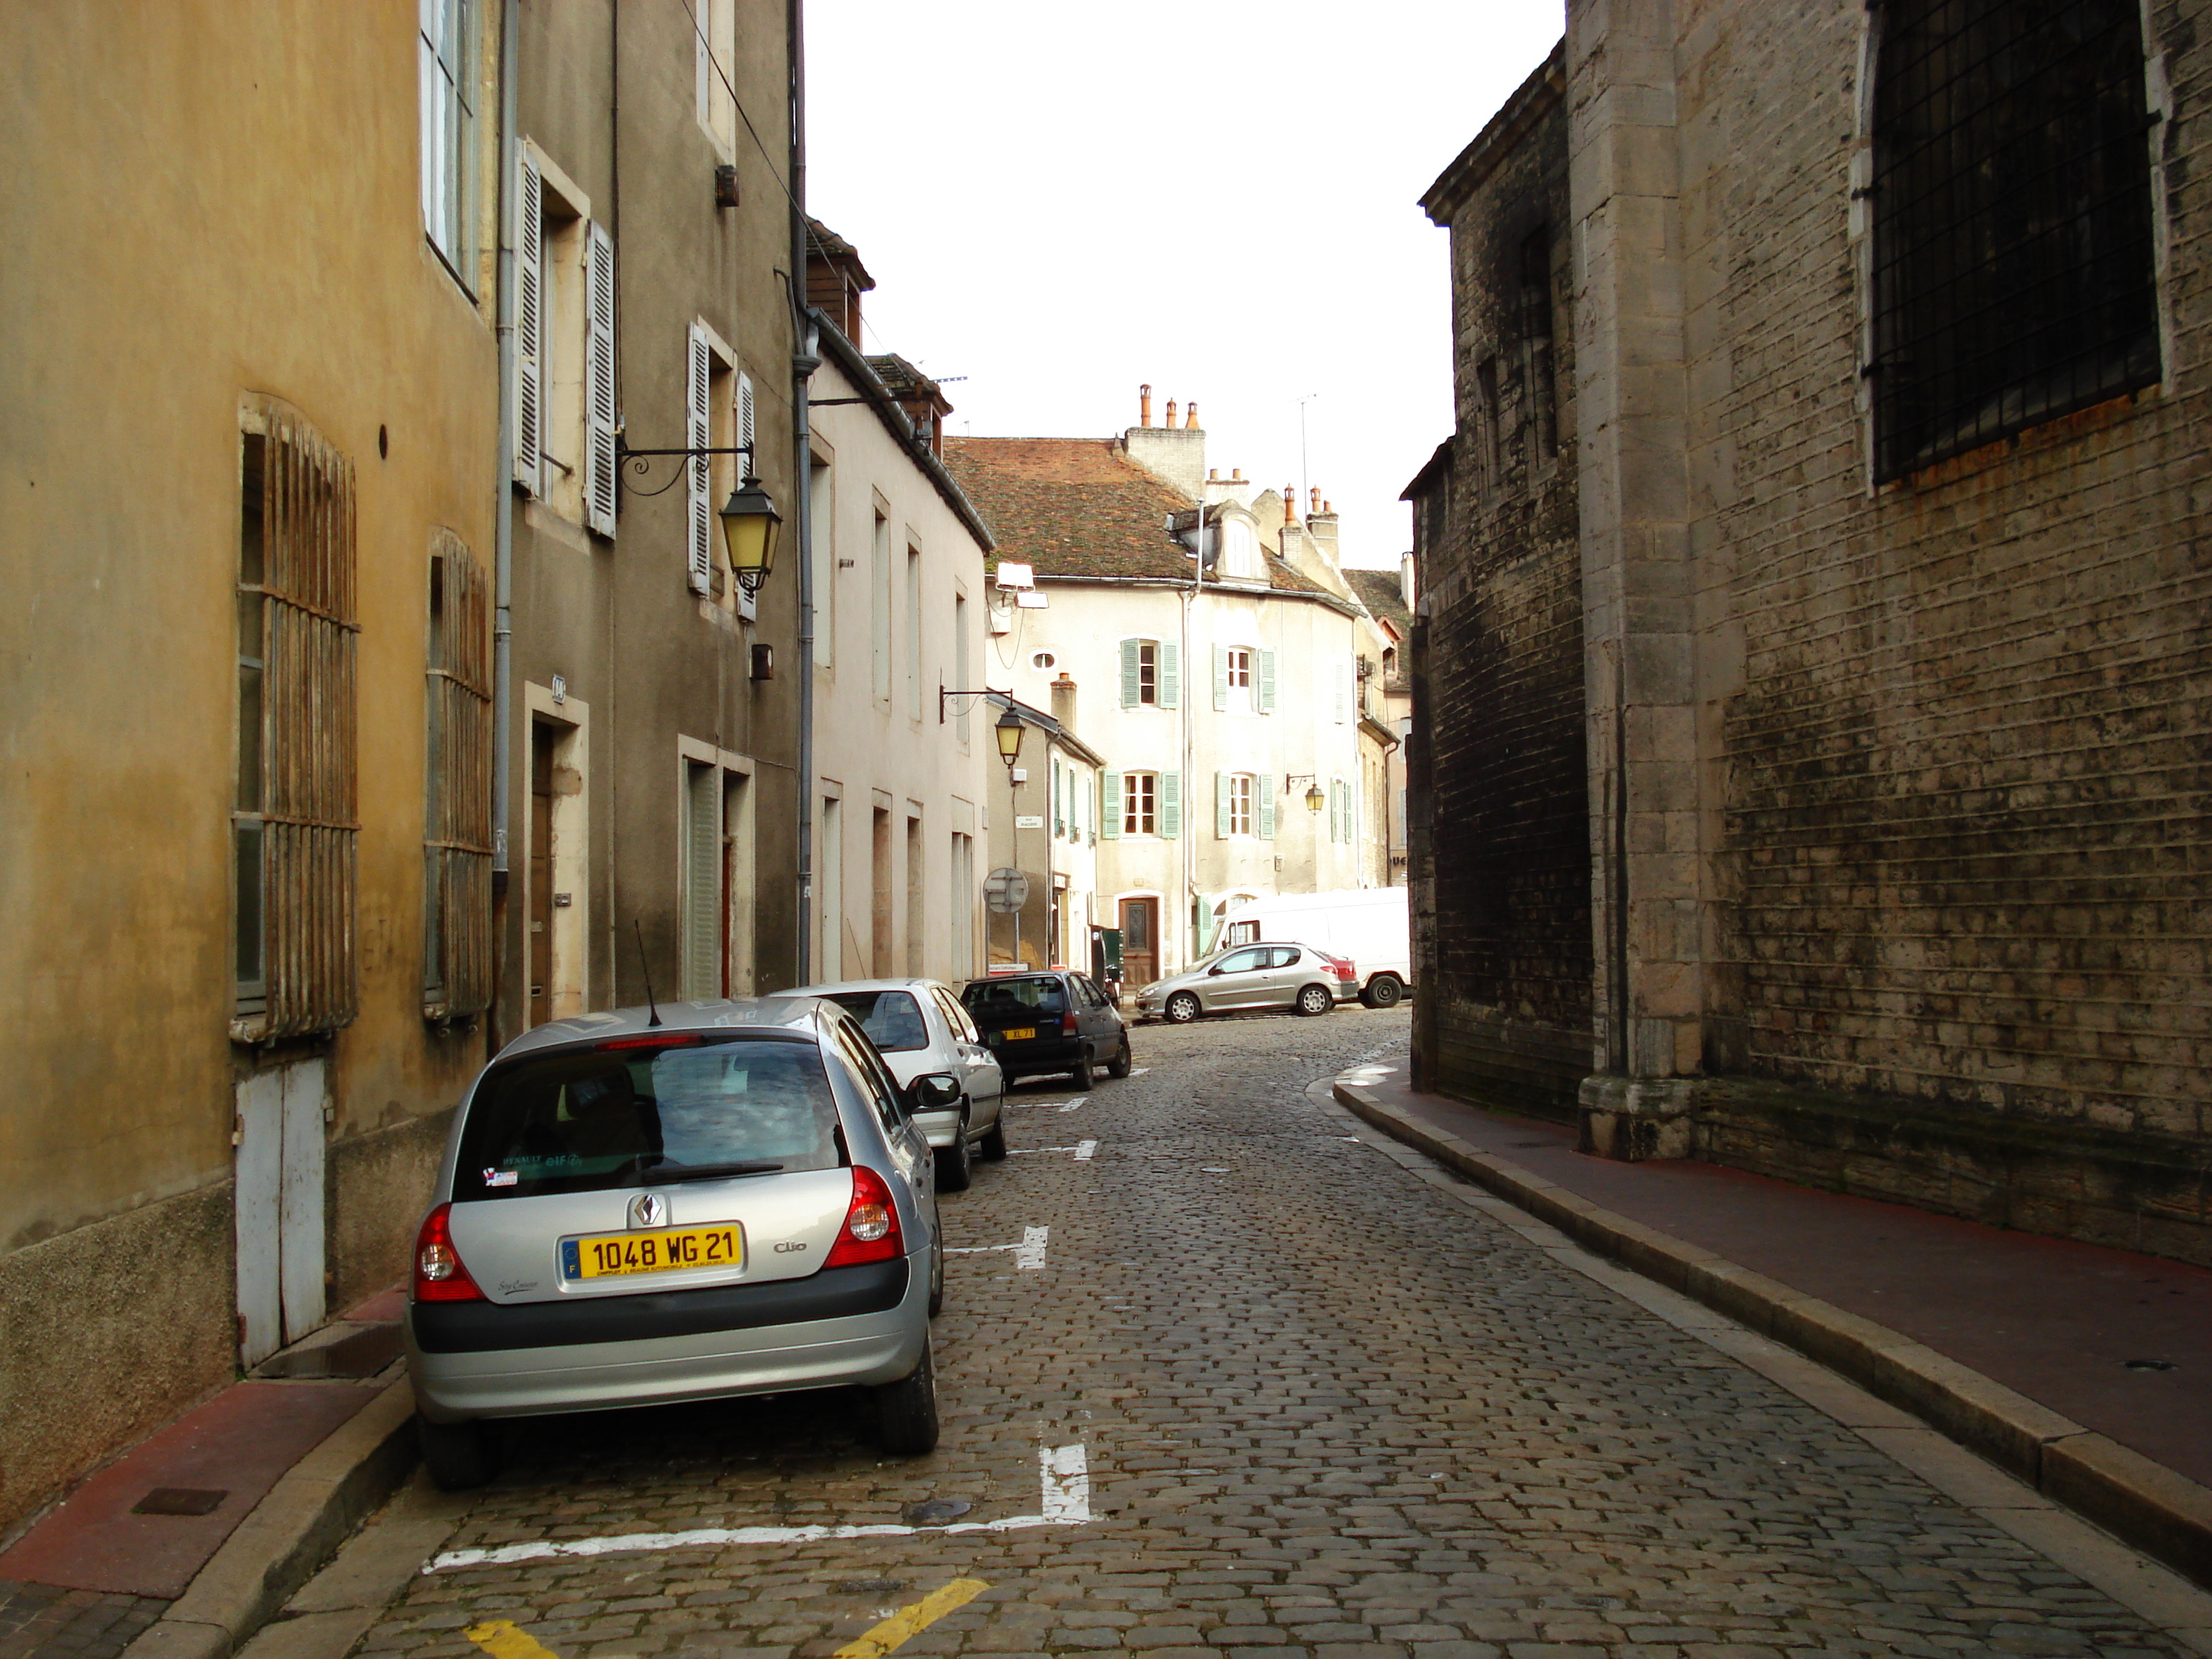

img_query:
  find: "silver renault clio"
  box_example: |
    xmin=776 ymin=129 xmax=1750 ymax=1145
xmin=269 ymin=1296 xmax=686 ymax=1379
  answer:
xmin=404 ymin=997 xmax=949 ymax=1489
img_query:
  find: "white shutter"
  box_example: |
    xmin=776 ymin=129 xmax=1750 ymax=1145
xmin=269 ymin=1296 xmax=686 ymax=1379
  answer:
xmin=585 ymin=221 xmax=618 ymax=539
xmin=1259 ymin=649 xmax=1277 ymax=713
xmin=683 ymin=763 xmax=721 ymax=998
xmin=1213 ymin=645 xmax=1229 ymax=712
xmin=685 ymin=325 xmax=713 ymax=595
xmin=512 ymin=149 xmax=544 ymax=497
xmin=1100 ymin=772 xmax=1121 ymax=839
xmin=734 ymin=369 xmax=757 ymax=620
xmin=1159 ymin=640 xmax=1180 ymax=709
xmin=1259 ymin=775 xmax=1277 ymax=841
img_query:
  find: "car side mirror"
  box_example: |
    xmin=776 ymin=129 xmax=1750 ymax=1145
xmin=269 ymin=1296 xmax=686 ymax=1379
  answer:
xmin=1207 ymin=965 xmax=1226 ymax=976
xmin=907 ymin=1073 xmax=961 ymax=1113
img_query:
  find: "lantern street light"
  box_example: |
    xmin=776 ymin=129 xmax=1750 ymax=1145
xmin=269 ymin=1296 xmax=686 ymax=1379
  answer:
xmin=1305 ymin=781 xmax=1326 ymax=814
xmin=995 ymin=704 xmax=1026 ymax=770
xmin=719 ymin=475 xmax=783 ymax=598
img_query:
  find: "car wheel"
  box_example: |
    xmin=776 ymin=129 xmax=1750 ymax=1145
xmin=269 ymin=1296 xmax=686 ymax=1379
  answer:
xmin=876 ymin=1336 xmax=940 ymax=1455
xmin=1105 ymin=1035 xmax=1133 ymax=1078
xmin=1164 ymin=992 xmax=1201 ymax=1024
xmin=1295 ymin=983 xmax=1333 ymax=1017
xmin=1071 ymin=1050 xmax=1095 ymax=1089
xmin=1360 ymin=974 xmax=1404 ymax=1010
xmin=928 ymin=1225 xmax=945 ymax=1318
xmin=935 ymin=1121 xmax=973 ymax=1192
xmin=417 ymin=1415 xmax=499 ymax=1491
xmin=978 ymin=1115 xmax=1007 ymax=1161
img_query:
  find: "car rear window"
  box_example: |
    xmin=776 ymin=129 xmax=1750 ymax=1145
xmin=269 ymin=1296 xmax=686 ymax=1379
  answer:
xmin=820 ymin=990 xmax=929 ymax=1052
xmin=963 ymin=976 xmax=1068 ymax=1019
xmin=457 ymin=1035 xmax=840 ymax=1200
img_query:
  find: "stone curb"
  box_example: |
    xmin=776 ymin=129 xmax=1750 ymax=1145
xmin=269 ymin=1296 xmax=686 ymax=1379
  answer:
xmin=118 ymin=1380 xmax=418 ymax=1659
xmin=1332 ymin=1075 xmax=2212 ymax=1593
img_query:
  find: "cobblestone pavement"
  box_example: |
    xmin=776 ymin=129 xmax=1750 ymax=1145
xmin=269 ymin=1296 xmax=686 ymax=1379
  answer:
xmin=354 ymin=1006 xmax=2195 ymax=1659
xmin=0 ymin=1583 xmax=166 ymax=1659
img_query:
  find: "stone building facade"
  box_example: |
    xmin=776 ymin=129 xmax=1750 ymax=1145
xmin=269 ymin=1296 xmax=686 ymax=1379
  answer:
xmin=1409 ymin=3 xmax=2212 ymax=1265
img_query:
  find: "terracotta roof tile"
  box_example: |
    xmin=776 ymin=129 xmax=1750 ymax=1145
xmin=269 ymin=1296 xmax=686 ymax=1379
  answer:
xmin=1346 ymin=569 xmax=1412 ymax=635
xmin=941 ymin=438 xmax=1194 ymax=581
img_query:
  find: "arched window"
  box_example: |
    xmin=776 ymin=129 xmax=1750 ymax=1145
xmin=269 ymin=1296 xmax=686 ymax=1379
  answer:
xmin=1870 ymin=0 xmax=2157 ymax=481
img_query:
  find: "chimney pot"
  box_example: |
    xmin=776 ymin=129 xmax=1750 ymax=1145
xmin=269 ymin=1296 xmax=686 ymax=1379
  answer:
xmin=1309 ymin=487 xmax=1321 ymax=513
xmin=1208 ymin=468 xmax=1219 ymax=481
xmin=1185 ymin=402 xmax=1200 ymax=428
xmin=1323 ymin=500 xmax=1333 ymax=514
xmin=1232 ymin=468 xmax=1243 ymax=482
xmin=1139 ymin=384 xmax=1152 ymax=427
xmin=1283 ymin=487 xmax=1295 ymax=526
xmin=1165 ymin=399 xmax=1177 ymax=427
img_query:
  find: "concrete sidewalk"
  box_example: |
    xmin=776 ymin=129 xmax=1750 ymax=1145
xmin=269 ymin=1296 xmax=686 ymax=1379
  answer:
xmin=0 ymin=1294 xmax=418 ymax=1659
xmin=1333 ymin=1054 xmax=2212 ymax=1592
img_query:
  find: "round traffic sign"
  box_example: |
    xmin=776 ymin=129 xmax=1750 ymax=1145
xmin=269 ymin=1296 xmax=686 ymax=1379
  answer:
xmin=983 ymin=866 xmax=1030 ymax=914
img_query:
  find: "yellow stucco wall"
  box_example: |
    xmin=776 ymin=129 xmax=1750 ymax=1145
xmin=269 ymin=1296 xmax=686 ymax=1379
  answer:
xmin=0 ymin=1 xmax=500 ymax=1527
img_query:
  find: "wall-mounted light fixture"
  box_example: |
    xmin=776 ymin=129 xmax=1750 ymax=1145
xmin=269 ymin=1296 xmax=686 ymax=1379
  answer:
xmin=616 ymin=437 xmax=783 ymax=598
xmin=1283 ymin=774 xmax=1326 ymax=813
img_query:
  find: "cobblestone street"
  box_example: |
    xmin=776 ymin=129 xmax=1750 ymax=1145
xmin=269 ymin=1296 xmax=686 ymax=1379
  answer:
xmin=352 ymin=1008 xmax=2195 ymax=1659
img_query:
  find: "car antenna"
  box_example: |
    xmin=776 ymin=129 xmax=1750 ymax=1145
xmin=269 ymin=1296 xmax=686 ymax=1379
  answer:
xmin=634 ymin=920 xmax=663 ymax=1028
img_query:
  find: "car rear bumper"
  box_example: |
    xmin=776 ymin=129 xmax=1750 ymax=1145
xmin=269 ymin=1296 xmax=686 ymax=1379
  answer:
xmin=986 ymin=1036 xmax=1084 ymax=1070
xmin=406 ymin=1256 xmax=923 ymax=1422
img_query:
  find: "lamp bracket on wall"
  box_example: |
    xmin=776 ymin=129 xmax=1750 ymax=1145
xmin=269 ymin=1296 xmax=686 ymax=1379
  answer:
xmin=613 ymin=437 xmax=759 ymax=498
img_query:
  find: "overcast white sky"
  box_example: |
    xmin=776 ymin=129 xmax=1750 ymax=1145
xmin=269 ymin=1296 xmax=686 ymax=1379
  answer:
xmin=805 ymin=2 xmax=1566 ymax=570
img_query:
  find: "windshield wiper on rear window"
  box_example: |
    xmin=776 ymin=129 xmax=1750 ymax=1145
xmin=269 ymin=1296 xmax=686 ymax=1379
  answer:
xmin=635 ymin=1159 xmax=785 ymax=1184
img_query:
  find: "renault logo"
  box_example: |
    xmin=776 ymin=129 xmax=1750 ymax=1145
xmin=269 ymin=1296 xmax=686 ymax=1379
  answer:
xmin=628 ymin=1192 xmax=668 ymax=1230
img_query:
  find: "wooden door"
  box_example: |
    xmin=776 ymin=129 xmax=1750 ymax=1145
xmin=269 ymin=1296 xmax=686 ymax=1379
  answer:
xmin=1119 ymin=897 xmax=1157 ymax=987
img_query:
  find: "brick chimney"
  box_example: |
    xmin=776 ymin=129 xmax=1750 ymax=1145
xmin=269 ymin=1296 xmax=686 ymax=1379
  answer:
xmin=1051 ymin=673 xmax=1079 ymax=733
xmin=805 ymin=218 xmax=875 ymax=341
xmin=1139 ymin=385 xmax=1153 ymax=427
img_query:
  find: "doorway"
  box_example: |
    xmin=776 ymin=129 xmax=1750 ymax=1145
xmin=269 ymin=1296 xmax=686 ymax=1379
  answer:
xmin=1119 ymin=896 xmax=1158 ymax=987
xmin=234 ymin=1058 xmax=326 ymax=1365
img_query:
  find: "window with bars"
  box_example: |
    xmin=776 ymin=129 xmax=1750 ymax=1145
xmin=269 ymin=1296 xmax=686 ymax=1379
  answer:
xmin=234 ymin=401 xmax=360 ymax=1043
xmin=423 ymin=531 xmax=494 ymax=1022
xmin=1869 ymin=0 xmax=2158 ymax=482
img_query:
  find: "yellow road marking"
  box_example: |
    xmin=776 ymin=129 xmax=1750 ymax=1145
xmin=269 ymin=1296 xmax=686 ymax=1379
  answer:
xmin=464 ymin=1620 xmax=561 ymax=1659
xmin=835 ymin=1578 xmax=990 ymax=1659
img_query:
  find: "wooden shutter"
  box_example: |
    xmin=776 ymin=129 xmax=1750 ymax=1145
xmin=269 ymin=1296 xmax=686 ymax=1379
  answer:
xmin=735 ymin=369 xmax=757 ymax=620
xmin=1213 ymin=645 xmax=1229 ymax=711
xmin=1215 ymin=771 xmax=1231 ymax=839
xmin=513 ymin=150 xmax=544 ymax=497
xmin=1101 ymin=771 xmax=1120 ymax=838
xmin=1160 ymin=770 xmax=1182 ymax=839
xmin=685 ymin=325 xmax=713 ymax=595
xmin=423 ymin=530 xmax=494 ymax=1021
xmin=585 ymin=221 xmax=618 ymax=538
xmin=1120 ymin=639 xmax=1141 ymax=708
xmin=1159 ymin=639 xmax=1179 ymax=709
xmin=1259 ymin=649 xmax=1277 ymax=712
xmin=683 ymin=761 xmax=721 ymax=998
xmin=1259 ymin=775 xmax=1276 ymax=841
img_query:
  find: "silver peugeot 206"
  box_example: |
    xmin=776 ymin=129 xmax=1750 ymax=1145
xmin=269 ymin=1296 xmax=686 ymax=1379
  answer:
xmin=403 ymin=996 xmax=951 ymax=1490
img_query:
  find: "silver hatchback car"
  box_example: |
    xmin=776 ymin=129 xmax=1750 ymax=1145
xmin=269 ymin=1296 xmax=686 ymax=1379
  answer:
xmin=777 ymin=979 xmax=1004 ymax=1192
xmin=1133 ymin=940 xmax=1360 ymax=1022
xmin=405 ymin=997 xmax=948 ymax=1489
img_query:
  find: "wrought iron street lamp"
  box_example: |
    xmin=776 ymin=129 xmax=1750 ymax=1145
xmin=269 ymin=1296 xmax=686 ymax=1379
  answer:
xmin=995 ymin=705 xmax=1026 ymax=770
xmin=616 ymin=436 xmax=783 ymax=597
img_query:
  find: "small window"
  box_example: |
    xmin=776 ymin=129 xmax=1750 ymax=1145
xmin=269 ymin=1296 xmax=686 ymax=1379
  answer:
xmin=822 ymin=989 xmax=930 ymax=1053
xmin=1136 ymin=642 xmax=1158 ymax=703
xmin=1032 ymin=650 xmax=1056 ymax=670
xmin=1228 ymin=773 xmax=1254 ymax=837
xmin=1124 ymin=772 xmax=1158 ymax=836
xmin=419 ymin=0 xmax=481 ymax=284
xmin=1227 ymin=649 xmax=1251 ymax=690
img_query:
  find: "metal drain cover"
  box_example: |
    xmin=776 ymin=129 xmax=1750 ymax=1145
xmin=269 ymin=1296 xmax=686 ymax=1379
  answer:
xmin=904 ymin=1498 xmax=972 ymax=1524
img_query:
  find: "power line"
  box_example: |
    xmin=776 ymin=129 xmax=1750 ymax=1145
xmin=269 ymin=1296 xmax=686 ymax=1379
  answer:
xmin=673 ymin=0 xmax=801 ymax=215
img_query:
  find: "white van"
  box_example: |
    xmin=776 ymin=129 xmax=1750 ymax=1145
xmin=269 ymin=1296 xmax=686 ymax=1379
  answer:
xmin=1216 ymin=889 xmax=1411 ymax=1008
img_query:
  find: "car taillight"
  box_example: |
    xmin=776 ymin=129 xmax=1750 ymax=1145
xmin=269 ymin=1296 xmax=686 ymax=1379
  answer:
xmin=1060 ymin=1010 xmax=1078 ymax=1035
xmin=824 ymin=1166 xmax=904 ymax=1268
xmin=413 ymin=1203 xmax=485 ymax=1303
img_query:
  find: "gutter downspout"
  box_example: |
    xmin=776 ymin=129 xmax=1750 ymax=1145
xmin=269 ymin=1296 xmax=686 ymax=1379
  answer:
xmin=489 ymin=0 xmax=520 ymax=1055
xmin=789 ymin=0 xmax=817 ymax=983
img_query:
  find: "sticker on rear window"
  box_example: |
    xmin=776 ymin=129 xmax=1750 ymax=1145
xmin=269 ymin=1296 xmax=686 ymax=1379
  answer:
xmin=482 ymin=1169 xmax=518 ymax=1188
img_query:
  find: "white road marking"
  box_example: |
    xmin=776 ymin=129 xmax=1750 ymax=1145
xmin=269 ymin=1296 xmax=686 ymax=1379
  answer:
xmin=1128 ymin=1067 xmax=1150 ymax=1076
xmin=1014 ymin=1225 xmax=1051 ymax=1268
xmin=425 ymin=1444 xmax=1091 ymax=1572
xmin=1058 ymin=1097 xmax=1087 ymax=1112
xmin=1073 ymin=1140 xmax=1098 ymax=1161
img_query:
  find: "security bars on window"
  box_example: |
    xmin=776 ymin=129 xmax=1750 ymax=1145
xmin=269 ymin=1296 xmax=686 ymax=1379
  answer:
xmin=1869 ymin=0 xmax=2158 ymax=482
xmin=423 ymin=531 xmax=495 ymax=1022
xmin=234 ymin=401 xmax=360 ymax=1043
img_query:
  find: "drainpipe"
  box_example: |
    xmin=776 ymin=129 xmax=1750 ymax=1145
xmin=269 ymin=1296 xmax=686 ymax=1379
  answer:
xmin=488 ymin=0 xmax=520 ymax=1055
xmin=788 ymin=0 xmax=817 ymax=983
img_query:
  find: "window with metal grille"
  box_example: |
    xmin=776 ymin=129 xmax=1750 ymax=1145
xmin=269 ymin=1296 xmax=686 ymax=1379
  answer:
xmin=234 ymin=401 xmax=359 ymax=1043
xmin=423 ymin=531 xmax=494 ymax=1022
xmin=1869 ymin=0 xmax=2158 ymax=482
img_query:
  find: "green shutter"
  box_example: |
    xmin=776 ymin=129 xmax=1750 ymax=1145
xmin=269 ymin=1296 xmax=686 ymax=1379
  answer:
xmin=1160 ymin=770 xmax=1182 ymax=838
xmin=1260 ymin=775 xmax=1276 ymax=841
xmin=1101 ymin=771 xmax=1120 ymax=839
xmin=1213 ymin=645 xmax=1229 ymax=711
xmin=1259 ymin=649 xmax=1277 ymax=713
xmin=1158 ymin=640 xmax=1179 ymax=709
xmin=1215 ymin=771 xmax=1231 ymax=839
xmin=1120 ymin=639 xmax=1141 ymax=708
